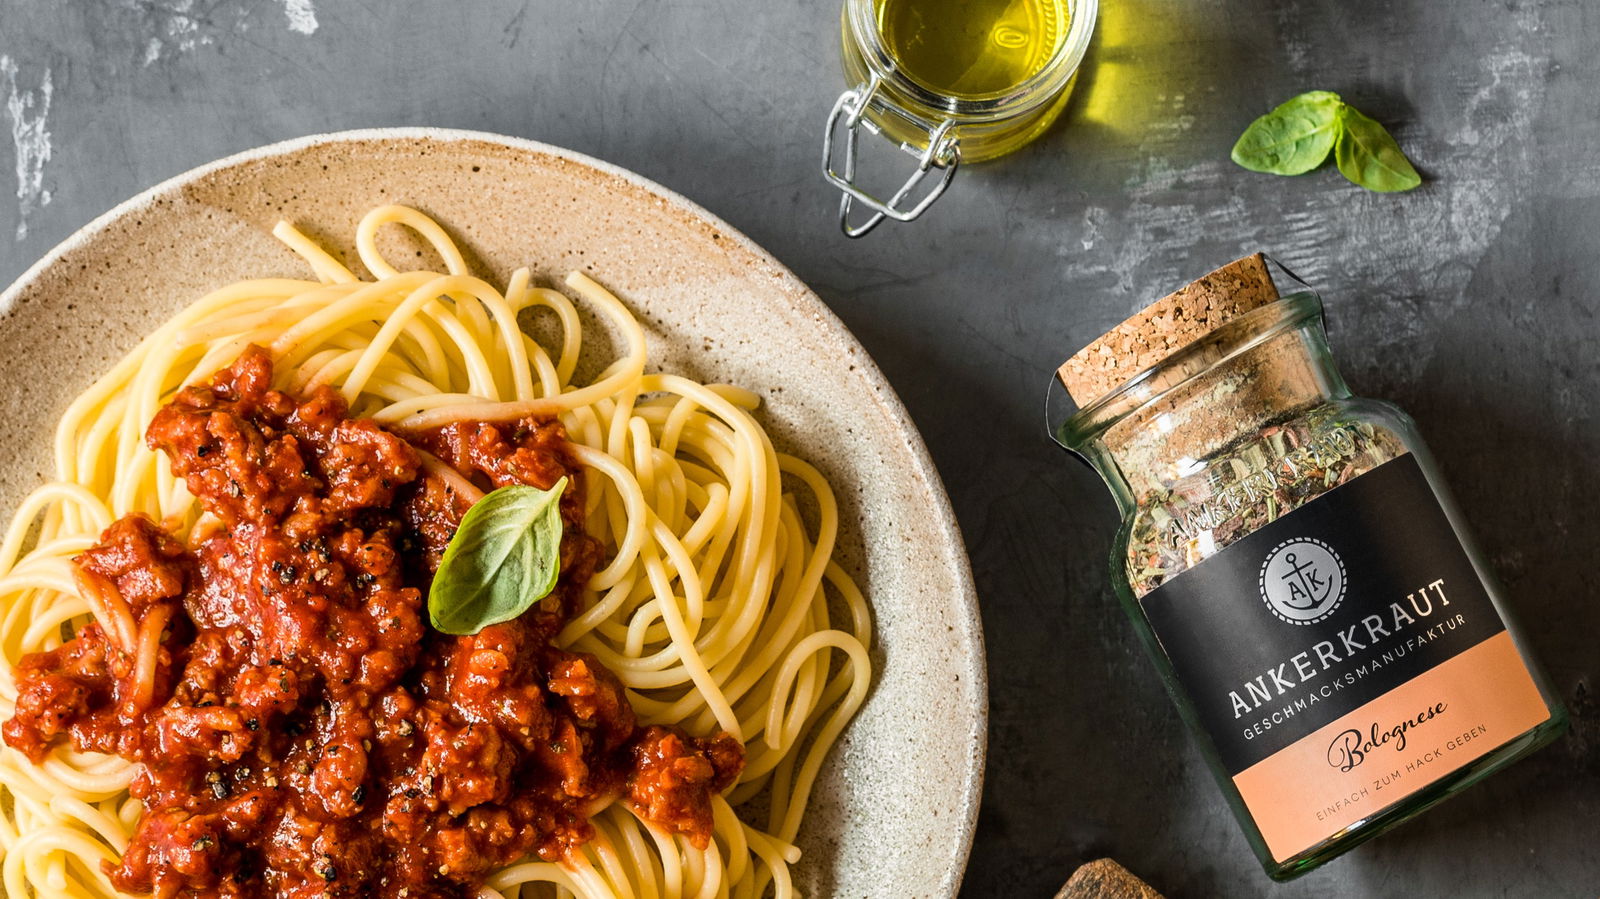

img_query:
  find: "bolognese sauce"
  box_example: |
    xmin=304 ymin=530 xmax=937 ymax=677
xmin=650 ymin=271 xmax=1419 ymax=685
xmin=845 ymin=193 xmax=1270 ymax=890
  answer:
xmin=3 ymin=347 xmax=742 ymax=898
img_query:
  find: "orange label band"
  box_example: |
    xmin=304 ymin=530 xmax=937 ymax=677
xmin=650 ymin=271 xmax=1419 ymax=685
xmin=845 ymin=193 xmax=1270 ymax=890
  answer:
xmin=1231 ymin=631 xmax=1548 ymax=861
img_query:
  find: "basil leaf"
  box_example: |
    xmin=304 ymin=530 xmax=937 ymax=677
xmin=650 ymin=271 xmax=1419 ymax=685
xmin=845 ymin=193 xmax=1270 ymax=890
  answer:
xmin=1334 ymin=105 xmax=1422 ymax=192
xmin=427 ymin=477 xmax=567 ymax=635
xmin=1231 ymin=91 xmax=1343 ymax=175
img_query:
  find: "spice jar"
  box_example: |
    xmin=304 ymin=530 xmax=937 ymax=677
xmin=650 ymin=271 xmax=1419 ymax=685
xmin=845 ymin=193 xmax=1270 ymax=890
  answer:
xmin=1054 ymin=255 xmax=1568 ymax=879
xmin=820 ymin=0 xmax=1098 ymax=237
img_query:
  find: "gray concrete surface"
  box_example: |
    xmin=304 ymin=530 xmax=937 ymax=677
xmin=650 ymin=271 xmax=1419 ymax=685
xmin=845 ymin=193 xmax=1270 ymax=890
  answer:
xmin=1 ymin=0 xmax=1596 ymax=896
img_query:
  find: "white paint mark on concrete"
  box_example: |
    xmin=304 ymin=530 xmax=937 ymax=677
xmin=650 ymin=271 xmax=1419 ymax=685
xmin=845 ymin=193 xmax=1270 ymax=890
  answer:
xmin=1079 ymin=206 xmax=1106 ymax=252
xmin=136 ymin=0 xmax=215 ymax=66
xmin=1 ymin=56 xmax=53 ymax=242
xmin=168 ymin=1 xmax=202 ymax=52
xmin=280 ymin=0 xmax=320 ymax=35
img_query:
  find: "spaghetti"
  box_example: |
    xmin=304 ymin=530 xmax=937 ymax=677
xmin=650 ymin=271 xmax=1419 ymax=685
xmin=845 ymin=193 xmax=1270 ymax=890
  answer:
xmin=0 ymin=205 xmax=873 ymax=898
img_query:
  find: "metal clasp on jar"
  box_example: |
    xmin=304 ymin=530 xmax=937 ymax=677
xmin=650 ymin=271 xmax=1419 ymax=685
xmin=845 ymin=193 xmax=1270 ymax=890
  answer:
xmin=821 ymin=74 xmax=961 ymax=239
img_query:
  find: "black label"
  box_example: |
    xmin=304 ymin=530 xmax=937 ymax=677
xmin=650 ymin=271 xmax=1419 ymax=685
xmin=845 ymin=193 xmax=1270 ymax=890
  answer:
xmin=1140 ymin=455 xmax=1509 ymax=775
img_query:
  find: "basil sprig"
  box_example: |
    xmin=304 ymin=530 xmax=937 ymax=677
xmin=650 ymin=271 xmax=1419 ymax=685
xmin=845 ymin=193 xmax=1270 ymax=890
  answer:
xmin=1333 ymin=105 xmax=1422 ymax=193
xmin=1232 ymin=91 xmax=1421 ymax=192
xmin=1230 ymin=90 xmax=1343 ymax=176
xmin=427 ymin=477 xmax=567 ymax=635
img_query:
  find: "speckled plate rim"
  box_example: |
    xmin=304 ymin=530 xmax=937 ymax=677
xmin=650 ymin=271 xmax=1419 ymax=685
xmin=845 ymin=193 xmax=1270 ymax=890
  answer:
xmin=0 ymin=127 xmax=987 ymax=896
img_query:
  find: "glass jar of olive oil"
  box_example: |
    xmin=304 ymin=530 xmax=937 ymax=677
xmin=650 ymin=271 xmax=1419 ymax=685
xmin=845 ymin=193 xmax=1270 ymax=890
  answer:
xmin=821 ymin=0 xmax=1098 ymax=236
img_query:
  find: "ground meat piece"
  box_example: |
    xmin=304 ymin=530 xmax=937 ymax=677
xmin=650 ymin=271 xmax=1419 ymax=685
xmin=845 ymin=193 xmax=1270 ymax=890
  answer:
xmin=626 ymin=726 xmax=745 ymax=848
xmin=76 ymin=514 xmax=193 ymax=613
xmin=2 ymin=623 xmax=124 ymax=761
xmin=321 ymin=420 xmax=421 ymax=514
xmin=546 ymin=649 xmax=637 ymax=752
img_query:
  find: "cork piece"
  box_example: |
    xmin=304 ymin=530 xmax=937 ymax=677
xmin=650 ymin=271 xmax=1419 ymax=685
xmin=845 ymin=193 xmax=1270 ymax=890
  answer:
xmin=1053 ymin=858 xmax=1165 ymax=899
xmin=1059 ymin=254 xmax=1280 ymax=406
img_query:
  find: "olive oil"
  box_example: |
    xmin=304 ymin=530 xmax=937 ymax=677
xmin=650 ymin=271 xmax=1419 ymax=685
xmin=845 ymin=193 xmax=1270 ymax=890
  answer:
xmin=825 ymin=0 xmax=1095 ymax=234
xmin=876 ymin=0 xmax=1069 ymax=97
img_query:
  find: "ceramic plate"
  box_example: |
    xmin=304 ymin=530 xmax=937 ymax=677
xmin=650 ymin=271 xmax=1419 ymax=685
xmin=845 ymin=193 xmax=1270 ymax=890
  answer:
xmin=0 ymin=129 xmax=985 ymax=897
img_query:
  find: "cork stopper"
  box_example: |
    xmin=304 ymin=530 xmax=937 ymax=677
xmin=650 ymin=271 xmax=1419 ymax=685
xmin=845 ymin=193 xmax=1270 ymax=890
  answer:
xmin=1058 ymin=254 xmax=1280 ymax=406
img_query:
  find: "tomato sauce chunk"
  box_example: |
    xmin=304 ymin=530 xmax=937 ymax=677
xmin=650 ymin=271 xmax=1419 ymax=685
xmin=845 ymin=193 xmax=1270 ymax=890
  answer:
xmin=4 ymin=348 xmax=743 ymax=899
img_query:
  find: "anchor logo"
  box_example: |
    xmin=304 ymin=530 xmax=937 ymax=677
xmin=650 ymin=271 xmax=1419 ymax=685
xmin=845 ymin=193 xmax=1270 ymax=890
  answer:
xmin=1279 ymin=551 xmax=1331 ymax=610
xmin=1259 ymin=538 xmax=1346 ymax=625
